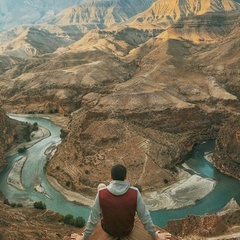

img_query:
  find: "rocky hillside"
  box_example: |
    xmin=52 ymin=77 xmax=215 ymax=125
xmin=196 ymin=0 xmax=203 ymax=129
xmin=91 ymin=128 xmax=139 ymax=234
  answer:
xmin=213 ymin=116 xmax=240 ymax=179
xmin=0 ymin=192 xmax=76 ymax=240
xmin=49 ymin=0 xmax=155 ymax=27
xmin=0 ymin=107 xmax=38 ymax=171
xmin=0 ymin=26 xmax=76 ymax=59
xmin=129 ymin=0 xmax=240 ymax=29
xmin=0 ymin=108 xmax=16 ymax=169
xmin=166 ymin=202 xmax=240 ymax=239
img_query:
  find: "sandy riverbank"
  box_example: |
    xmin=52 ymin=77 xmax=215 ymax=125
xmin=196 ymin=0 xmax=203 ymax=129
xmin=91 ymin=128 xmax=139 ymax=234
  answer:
xmin=143 ymin=169 xmax=216 ymax=211
xmin=7 ymin=156 xmax=26 ymax=190
xmin=47 ymin=175 xmax=94 ymax=206
xmin=5 ymin=125 xmax=50 ymax=192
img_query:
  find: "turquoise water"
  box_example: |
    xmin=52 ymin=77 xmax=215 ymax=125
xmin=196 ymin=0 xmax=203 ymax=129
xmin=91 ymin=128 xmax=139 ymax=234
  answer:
xmin=151 ymin=141 xmax=240 ymax=226
xmin=0 ymin=115 xmax=240 ymax=227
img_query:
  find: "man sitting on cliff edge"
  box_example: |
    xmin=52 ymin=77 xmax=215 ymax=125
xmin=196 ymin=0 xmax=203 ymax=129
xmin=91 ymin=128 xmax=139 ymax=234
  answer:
xmin=71 ymin=164 xmax=171 ymax=240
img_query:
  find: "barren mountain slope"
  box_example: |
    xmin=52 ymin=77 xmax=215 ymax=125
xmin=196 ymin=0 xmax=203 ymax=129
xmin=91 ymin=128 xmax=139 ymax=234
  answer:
xmin=49 ymin=0 xmax=155 ymax=27
xmin=129 ymin=0 xmax=240 ymax=29
xmin=0 ymin=23 xmax=93 ymax=61
xmin=0 ymin=46 xmax=139 ymax=114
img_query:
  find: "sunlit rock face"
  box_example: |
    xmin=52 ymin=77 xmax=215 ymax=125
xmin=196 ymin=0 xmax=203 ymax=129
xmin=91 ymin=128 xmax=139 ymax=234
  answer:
xmin=213 ymin=116 xmax=240 ymax=180
xmin=129 ymin=0 xmax=240 ymax=29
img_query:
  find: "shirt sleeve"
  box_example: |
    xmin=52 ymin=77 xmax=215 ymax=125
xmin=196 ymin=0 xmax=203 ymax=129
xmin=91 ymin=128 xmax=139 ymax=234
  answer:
xmin=83 ymin=193 xmax=102 ymax=240
xmin=136 ymin=190 xmax=156 ymax=239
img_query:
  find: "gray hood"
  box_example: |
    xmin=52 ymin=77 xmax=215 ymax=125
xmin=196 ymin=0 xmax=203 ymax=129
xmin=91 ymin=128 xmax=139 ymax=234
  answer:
xmin=107 ymin=180 xmax=130 ymax=196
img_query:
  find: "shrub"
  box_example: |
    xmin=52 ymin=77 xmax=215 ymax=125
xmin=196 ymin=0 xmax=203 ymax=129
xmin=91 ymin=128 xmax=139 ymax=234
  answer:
xmin=33 ymin=201 xmax=46 ymax=210
xmin=63 ymin=214 xmax=74 ymax=224
xmin=63 ymin=214 xmax=85 ymax=228
xmin=18 ymin=147 xmax=27 ymax=153
xmin=75 ymin=217 xmax=85 ymax=228
xmin=164 ymin=178 xmax=169 ymax=184
xmin=32 ymin=122 xmax=39 ymax=131
xmin=66 ymin=181 xmax=71 ymax=187
xmin=10 ymin=202 xmax=16 ymax=208
xmin=3 ymin=198 xmax=10 ymax=205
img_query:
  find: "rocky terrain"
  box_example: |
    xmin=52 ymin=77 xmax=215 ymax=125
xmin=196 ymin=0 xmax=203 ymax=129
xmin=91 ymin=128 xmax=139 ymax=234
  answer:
xmin=166 ymin=206 xmax=240 ymax=239
xmin=213 ymin=116 xmax=240 ymax=180
xmin=0 ymin=108 xmax=16 ymax=170
xmin=0 ymin=0 xmax=240 ymax=239
xmin=0 ymin=192 xmax=76 ymax=240
xmin=0 ymin=107 xmax=39 ymax=171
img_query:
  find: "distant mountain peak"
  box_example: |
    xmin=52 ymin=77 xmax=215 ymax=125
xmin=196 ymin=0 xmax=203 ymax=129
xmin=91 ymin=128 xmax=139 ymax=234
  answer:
xmin=49 ymin=0 xmax=156 ymax=27
xmin=130 ymin=0 xmax=240 ymax=29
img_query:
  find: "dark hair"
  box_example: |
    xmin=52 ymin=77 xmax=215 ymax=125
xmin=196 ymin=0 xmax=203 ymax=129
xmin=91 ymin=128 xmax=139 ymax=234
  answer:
xmin=111 ymin=164 xmax=127 ymax=181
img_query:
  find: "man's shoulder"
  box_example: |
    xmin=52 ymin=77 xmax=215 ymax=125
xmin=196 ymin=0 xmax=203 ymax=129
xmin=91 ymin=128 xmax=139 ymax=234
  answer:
xmin=129 ymin=186 xmax=140 ymax=193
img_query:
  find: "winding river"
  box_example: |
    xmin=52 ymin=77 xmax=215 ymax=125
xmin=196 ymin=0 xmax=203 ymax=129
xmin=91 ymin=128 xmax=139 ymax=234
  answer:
xmin=0 ymin=115 xmax=240 ymax=227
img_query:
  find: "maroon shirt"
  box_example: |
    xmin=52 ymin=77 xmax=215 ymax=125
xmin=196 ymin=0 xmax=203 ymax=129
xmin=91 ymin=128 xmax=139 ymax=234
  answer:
xmin=99 ymin=187 xmax=138 ymax=237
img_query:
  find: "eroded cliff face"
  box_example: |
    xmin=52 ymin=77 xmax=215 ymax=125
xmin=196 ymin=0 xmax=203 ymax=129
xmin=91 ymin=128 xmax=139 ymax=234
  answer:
xmin=0 ymin=108 xmax=38 ymax=171
xmin=166 ymin=212 xmax=240 ymax=239
xmin=0 ymin=108 xmax=16 ymax=169
xmin=213 ymin=116 xmax=240 ymax=180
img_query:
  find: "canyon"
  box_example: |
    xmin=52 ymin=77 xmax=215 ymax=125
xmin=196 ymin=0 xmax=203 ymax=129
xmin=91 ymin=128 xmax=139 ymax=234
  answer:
xmin=0 ymin=0 xmax=240 ymax=239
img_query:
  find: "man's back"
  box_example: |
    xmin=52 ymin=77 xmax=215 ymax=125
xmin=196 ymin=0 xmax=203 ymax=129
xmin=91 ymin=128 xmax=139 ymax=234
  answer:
xmin=99 ymin=184 xmax=138 ymax=237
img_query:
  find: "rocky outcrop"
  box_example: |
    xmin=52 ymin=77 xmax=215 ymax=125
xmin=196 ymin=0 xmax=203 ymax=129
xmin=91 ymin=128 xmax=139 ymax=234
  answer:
xmin=166 ymin=209 xmax=240 ymax=239
xmin=0 ymin=108 xmax=16 ymax=169
xmin=0 ymin=108 xmax=38 ymax=170
xmin=213 ymin=116 xmax=240 ymax=180
xmin=0 ymin=193 xmax=75 ymax=240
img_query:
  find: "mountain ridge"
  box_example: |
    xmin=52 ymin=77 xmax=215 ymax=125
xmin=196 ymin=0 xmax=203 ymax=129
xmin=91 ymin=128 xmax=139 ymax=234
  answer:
xmin=128 ymin=0 xmax=240 ymax=29
xmin=49 ymin=0 xmax=155 ymax=27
